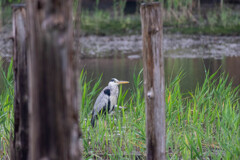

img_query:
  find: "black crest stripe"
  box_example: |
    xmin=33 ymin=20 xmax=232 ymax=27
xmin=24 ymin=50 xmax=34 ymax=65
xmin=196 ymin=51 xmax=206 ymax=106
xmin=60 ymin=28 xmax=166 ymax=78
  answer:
xmin=104 ymin=89 xmax=110 ymax=96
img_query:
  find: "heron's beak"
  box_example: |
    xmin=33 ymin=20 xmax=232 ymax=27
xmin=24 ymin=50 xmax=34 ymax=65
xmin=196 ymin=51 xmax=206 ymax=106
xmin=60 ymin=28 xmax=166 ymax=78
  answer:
xmin=117 ymin=81 xmax=129 ymax=84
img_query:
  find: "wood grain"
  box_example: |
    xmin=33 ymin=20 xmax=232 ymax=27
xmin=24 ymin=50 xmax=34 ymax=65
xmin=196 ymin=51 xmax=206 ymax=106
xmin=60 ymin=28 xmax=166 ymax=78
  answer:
xmin=140 ymin=2 xmax=166 ymax=160
xmin=27 ymin=0 xmax=82 ymax=159
xmin=12 ymin=5 xmax=29 ymax=160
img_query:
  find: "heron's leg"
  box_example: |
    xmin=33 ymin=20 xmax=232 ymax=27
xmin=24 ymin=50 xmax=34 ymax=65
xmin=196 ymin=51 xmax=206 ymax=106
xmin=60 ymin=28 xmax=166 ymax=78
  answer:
xmin=113 ymin=105 xmax=127 ymax=112
xmin=109 ymin=105 xmax=116 ymax=115
xmin=113 ymin=105 xmax=120 ymax=110
xmin=117 ymin=105 xmax=126 ymax=109
xmin=109 ymin=105 xmax=126 ymax=115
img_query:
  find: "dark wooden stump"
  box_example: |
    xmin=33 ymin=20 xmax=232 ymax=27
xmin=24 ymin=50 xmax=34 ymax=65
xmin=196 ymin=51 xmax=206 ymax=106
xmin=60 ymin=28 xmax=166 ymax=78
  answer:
xmin=27 ymin=0 xmax=82 ymax=159
xmin=12 ymin=4 xmax=29 ymax=160
xmin=140 ymin=2 xmax=166 ymax=160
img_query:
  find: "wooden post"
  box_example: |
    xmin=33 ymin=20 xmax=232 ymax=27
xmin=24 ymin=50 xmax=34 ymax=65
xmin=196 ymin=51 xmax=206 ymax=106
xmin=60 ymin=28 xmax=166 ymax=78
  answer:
xmin=220 ymin=0 xmax=223 ymax=10
xmin=27 ymin=0 xmax=81 ymax=159
xmin=140 ymin=2 xmax=166 ymax=160
xmin=12 ymin=4 xmax=29 ymax=160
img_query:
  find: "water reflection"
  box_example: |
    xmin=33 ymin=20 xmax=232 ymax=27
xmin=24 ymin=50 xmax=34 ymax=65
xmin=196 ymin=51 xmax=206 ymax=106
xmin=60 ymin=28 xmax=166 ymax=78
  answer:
xmin=79 ymin=58 xmax=142 ymax=92
xmin=0 ymin=56 xmax=239 ymax=93
xmin=224 ymin=57 xmax=240 ymax=87
xmin=79 ymin=57 xmax=240 ymax=93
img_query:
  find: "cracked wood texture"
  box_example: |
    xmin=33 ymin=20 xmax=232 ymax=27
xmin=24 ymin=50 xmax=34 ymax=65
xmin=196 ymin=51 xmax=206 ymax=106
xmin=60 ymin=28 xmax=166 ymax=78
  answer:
xmin=140 ymin=3 xmax=166 ymax=160
xmin=12 ymin=5 xmax=29 ymax=160
xmin=27 ymin=0 xmax=81 ymax=159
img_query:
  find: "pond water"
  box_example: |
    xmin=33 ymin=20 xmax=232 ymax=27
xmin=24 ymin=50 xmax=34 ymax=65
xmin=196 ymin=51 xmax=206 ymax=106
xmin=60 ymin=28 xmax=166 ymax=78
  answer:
xmin=1 ymin=56 xmax=240 ymax=94
xmin=79 ymin=56 xmax=240 ymax=93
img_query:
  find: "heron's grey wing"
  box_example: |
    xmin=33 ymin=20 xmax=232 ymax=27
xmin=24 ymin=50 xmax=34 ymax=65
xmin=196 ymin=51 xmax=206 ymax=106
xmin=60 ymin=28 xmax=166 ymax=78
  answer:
xmin=93 ymin=86 xmax=111 ymax=116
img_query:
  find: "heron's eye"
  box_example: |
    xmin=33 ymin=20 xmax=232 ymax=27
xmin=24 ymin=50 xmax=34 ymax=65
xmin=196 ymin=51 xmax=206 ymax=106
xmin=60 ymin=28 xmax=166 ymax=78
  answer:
xmin=110 ymin=78 xmax=115 ymax=82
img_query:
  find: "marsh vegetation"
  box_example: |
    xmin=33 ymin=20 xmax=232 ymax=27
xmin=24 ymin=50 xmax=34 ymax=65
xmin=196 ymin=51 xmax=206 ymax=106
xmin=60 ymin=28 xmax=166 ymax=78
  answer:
xmin=1 ymin=0 xmax=240 ymax=35
xmin=2 ymin=63 xmax=239 ymax=159
xmin=80 ymin=0 xmax=240 ymax=35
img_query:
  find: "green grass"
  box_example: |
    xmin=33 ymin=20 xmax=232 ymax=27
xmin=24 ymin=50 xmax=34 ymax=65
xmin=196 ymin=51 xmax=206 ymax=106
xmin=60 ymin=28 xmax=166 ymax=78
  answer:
xmin=81 ymin=10 xmax=141 ymax=36
xmin=80 ymin=70 xmax=240 ymax=159
xmin=0 ymin=65 xmax=240 ymax=159
xmin=167 ymin=25 xmax=240 ymax=35
xmin=0 ymin=60 xmax=14 ymax=160
xmin=1 ymin=0 xmax=240 ymax=35
xmin=80 ymin=6 xmax=240 ymax=36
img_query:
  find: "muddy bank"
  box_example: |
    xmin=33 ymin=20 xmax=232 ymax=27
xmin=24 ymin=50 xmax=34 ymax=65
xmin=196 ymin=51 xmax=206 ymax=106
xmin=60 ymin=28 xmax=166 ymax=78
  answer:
xmin=1 ymin=25 xmax=240 ymax=60
xmin=79 ymin=34 xmax=240 ymax=59
xmin=0 ymin=24 xmax=13 ymax=60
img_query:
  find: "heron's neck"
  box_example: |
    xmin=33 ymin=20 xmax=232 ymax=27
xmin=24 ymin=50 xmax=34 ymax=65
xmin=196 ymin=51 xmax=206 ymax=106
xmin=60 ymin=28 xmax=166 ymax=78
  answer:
xmin=110 ymin=85 xmax=119 ymax=96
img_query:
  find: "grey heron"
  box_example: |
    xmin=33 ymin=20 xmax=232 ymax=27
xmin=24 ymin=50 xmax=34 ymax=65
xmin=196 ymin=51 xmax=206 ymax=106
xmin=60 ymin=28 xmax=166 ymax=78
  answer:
xmin=91 ymin=78 xmax=129 ymax=127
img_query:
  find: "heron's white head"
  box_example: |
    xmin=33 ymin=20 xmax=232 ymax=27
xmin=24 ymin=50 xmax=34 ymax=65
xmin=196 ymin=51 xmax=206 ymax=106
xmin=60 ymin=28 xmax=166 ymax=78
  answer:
xmin=108 ymin=78 xmax=129 ymax=87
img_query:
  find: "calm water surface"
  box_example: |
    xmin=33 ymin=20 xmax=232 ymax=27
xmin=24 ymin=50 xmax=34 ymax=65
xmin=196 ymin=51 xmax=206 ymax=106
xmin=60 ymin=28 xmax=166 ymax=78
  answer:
xmin=79 ymin=57 xmax=240 ymax=93
xmin=1 ymin=55 xmax=240 ymax=93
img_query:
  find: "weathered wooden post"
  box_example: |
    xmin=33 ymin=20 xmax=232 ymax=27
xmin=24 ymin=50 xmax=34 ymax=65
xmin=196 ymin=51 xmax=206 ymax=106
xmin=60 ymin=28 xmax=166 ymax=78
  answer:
xmin=27 ymin=0 xmax=81 ymax=159
xmin=12 ymin=4 xmax=29 ymax=160
xmin=140 ymin=2 xmax=166 ymax=160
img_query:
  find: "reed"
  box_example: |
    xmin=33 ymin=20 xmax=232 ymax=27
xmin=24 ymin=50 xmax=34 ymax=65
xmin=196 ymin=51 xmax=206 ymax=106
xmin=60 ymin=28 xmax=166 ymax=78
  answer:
xmin=80 ymin=69 xmax=240 ymax=159
xmin=0 ymin=64 xmax=239 ymax=159
xmin=79 ymin=0 xmax=240 ymax=35
xmin=0 ymin=60 xmax=14 ymax=160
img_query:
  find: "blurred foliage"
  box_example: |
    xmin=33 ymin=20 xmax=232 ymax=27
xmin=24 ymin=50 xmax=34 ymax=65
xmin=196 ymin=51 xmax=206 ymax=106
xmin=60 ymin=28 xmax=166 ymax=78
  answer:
xmin=0 ymin=60 xmax=14 ymax=160
xmin=1 ymin=0 xmax=240 ymax=35
xmin=0 ymin=0 xmax=22 ymax=5
xmin=80 ymin=4 xmax=240 ymax=35
xmin=81 ymin=9 xmax=141 ymax=35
